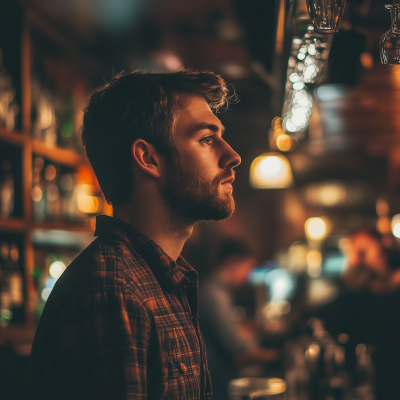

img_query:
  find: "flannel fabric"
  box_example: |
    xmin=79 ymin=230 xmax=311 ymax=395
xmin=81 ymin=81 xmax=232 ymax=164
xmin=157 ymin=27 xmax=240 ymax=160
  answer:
xmin=30 ymin=215 xmax=212 ymax=400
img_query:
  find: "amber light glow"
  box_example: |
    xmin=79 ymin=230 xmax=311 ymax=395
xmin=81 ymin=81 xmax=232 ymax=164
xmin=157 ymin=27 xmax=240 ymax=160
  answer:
xmin=249 ymin=153 xmax=294 ymax=189
xmin=276 ymin=134 xmax=296 ymax=151
xmin=305 ymin=217 xmax=329 ymax=241
xmin=391 ymin=214 xmax=400 ymax=238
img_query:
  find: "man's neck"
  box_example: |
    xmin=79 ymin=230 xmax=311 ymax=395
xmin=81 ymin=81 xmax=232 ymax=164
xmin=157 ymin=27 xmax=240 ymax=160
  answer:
xmin=113 ymin=199 xmax=194 ymax=261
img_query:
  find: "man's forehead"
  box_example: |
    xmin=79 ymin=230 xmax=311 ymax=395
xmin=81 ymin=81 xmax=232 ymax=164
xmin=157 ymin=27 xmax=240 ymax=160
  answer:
xmin=175 ymin=94 xmax=222 ymax=128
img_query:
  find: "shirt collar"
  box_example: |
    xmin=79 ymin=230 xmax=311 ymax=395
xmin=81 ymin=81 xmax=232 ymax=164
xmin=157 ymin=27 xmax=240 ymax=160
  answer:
xmin=94 ymin=215 xmax=197 ymax=292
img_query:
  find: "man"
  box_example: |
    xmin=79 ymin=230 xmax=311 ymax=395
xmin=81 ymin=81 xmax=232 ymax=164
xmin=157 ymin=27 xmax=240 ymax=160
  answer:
xmin=30 ymin=70 xmax=241 ymax=400
xmin=199 ymin=240 xmax=280 ymax=400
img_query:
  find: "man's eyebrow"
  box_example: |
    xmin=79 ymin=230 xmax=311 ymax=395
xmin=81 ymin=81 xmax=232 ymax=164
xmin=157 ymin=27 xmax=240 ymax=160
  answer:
xmin=190 ymin=122 xmax=225 ymax=135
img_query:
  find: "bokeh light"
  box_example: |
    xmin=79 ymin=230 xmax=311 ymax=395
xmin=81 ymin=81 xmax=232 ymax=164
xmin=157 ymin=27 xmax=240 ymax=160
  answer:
xmin=377 ymin=216 xmax=391 ymax=235
xmin=306 ymin=250 xmax=322 ymax=278
xmin=31 ymin=186 xmax=43 ymax=202
xmin=276 ymin=134 xmax=294 ymax=151
xmin=41 ymin=288 xmax=52 ymax=301
xmin=249 ymin=153 xmax=294 ymax=189
xmin=305 ymin=217 xmax=328 ymax=241
xmin=391 ymin=214 xmax=400 ymax=238
xmin=49 ymin=261 xmax=66 ymax=279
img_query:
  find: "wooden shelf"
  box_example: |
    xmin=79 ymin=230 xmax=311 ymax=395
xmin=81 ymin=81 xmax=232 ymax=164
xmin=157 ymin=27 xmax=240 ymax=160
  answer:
xmin=32 ymin=139 xmax=83 ymax=167
xmin=0 ymin=218 xmax=26 ymax=233
xmin=0 ymin=4 xmax=103 ymax=326
xmin=32 ymin=220 xmax=93 ymax=233
xmin=0 ymin=126 xmax=25 ymax=146
xmin=0 ymin=127 xmax=84 ymax=168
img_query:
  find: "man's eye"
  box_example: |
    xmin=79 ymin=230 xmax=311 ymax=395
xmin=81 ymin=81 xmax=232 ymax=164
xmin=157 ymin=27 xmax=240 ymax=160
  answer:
xmin=200 ymin=136 xmax=213 ymax=145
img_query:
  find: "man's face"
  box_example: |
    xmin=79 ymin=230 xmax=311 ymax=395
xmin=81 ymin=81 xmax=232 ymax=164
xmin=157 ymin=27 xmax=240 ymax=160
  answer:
xmin=161 ymin=94 xmax=241 ymax=222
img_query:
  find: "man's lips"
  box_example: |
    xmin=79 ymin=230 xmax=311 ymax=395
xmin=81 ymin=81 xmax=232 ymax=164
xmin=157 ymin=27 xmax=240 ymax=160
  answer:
xmin=221 ymin=177 xmax=234 ymax=188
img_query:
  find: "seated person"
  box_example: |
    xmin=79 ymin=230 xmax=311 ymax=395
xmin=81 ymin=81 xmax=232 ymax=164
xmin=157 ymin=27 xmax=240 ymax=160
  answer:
xmin=199 ymin=240 xmax=280 ymax=400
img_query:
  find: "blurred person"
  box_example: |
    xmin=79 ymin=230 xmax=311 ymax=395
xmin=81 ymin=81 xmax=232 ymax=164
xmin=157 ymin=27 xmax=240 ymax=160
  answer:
xmin=200 ymin=240 xmax=280 ymax=400
xmin=30 ymin=70 xmax=241 ymax=400
xmin=315 ymin=228 xmax=400 ymax=399
xmin=342 ymin=229 xmax=400 ymax=294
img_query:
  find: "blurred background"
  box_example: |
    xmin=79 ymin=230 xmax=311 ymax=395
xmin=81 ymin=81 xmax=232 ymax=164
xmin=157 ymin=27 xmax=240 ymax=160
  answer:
xmin=0 ymin=0 xmax=400 ymax=399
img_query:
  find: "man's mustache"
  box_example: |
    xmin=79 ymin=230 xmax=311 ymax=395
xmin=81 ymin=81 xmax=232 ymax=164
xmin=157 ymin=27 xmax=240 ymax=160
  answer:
xmin=215 ymin=170 xmax=235 ymax=184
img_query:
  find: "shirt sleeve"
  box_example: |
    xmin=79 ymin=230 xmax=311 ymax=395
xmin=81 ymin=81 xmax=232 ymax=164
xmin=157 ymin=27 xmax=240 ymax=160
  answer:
xmin=48 ymin=290 xmax=151 ymax=400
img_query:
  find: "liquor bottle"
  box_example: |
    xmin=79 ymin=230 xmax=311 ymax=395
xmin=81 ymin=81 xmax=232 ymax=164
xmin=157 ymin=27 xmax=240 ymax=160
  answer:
xmin=32 ymin=75 xmax=56 ymax=145
xmin=32 ymin=157 xmax=46 ymax=221
xmin=324 ymin=344 xmax=348 ymax=400
xmin=57 ymin=95 xmax=75 ymax=149
xmin=286 ymin=345 xmax=309 ymax=400
xmin=9 ymin=244 xmax=23 ymax=308
xmin=59 ymin=173 xmax=75 ymax=221
xmin=0 ymin=48 xmax=19 ymax=131
xmin=354 ymin=344 xmax=375 ymax=399
xmin=44 ymin=164 xmax=60 ymax=220
xmin=0 ymin=242 xmax=11 ymax=325
xmin=0 ymin=159 xmax=14 ymax=218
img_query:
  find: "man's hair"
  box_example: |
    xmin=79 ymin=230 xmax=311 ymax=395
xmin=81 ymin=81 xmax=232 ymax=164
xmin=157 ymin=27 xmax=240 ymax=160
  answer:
xmin=82 ymin=69 xmax=231 ymax=206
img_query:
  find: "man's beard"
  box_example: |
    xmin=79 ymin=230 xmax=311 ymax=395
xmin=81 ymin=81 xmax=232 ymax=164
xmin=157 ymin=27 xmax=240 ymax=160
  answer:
xmin=161 ymin=155 xmax=235 ymax=222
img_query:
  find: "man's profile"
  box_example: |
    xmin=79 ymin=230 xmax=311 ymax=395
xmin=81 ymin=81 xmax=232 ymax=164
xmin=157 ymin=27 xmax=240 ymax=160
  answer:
xmin=30 ymin=70 xmax=241 ymax=400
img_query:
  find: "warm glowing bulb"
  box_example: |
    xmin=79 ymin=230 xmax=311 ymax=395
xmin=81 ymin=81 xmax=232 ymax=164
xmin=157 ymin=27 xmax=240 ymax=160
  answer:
xmin=260 ymin=156 xmax=281 ymax=175
xmin=276 ymin=134 xmax=293 ymax=151
xmin=249 ymin=153 xmax=294 ymax=189
xmin=393 ymin=223 xmax=400 ymax=238
xmin=49 ymin=261 xmax=66 ymax=279
xmin=305 ymin=217 xmax=328 ymax=241
xmin=391 ymin=214 xmax=400 ymax=238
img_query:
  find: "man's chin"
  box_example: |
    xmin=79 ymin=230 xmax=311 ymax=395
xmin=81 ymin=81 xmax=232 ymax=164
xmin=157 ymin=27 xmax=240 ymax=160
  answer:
xmin=200 ymin=197 xmax=235 ymax=221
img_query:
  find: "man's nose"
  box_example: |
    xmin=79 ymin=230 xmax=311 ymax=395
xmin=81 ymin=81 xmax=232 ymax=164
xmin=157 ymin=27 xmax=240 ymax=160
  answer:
xmin=219 ymin=141 xmax=241 ymax=169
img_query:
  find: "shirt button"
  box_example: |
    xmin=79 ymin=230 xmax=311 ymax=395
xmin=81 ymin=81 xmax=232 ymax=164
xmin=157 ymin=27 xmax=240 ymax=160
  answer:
xmin=179 ymin=362 xmax=188 ymax=373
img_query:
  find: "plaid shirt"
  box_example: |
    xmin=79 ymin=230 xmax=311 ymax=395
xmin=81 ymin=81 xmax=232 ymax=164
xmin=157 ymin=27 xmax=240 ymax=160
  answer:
xmin=30 ymin=215 xmax=212 ymax=400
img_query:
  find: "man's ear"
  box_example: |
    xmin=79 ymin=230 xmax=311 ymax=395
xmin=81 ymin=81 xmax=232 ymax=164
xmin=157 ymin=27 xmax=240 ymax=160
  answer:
xmin=131 ymin=139 xmax=163 ymax=178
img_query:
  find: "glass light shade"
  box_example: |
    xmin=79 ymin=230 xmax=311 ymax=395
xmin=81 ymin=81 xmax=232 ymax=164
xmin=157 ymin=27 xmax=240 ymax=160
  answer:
xmin=380 ymin=3 xmax=400 ymax=65
xmin=306 ymin=0 xmax=347 ymax=33
xmin=249 ymin=153 xmax=294 ymax=189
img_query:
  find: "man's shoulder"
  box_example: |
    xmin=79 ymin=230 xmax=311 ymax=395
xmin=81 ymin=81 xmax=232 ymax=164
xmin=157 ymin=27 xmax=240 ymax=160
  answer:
xmin=56 ymin=236 xmax=160 ymax=304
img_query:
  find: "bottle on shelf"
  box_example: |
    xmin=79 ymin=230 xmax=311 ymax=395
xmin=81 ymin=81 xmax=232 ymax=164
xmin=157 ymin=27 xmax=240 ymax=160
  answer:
xmin=44 ymin=164 xmax=60 ymax=220
xmin=56 ymin=95 xmax=76 ymax=149
xmin=31 ymin=73 xmax=83 ymax=152
xmin=31 ymin=74 xmax=57 ymax=146
xmin=59 ymin=173 xmax=76 ymax=221
xmin=0 ymin=159 xmax=15 ymax=218
xmin=354 ymin=344 xmax=375 ymax=399
xmin=9 ymin=243 xmax=23 ymax=309
xmin=286 ymin=345 xmax=310 ymax=400
xmin=0 ymin=48 xmax=20 ymax=131
xmin=0 ymin=242 xmax=11 ymax=325
xmin=32 ymin=157 xmax=46 ymax=222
